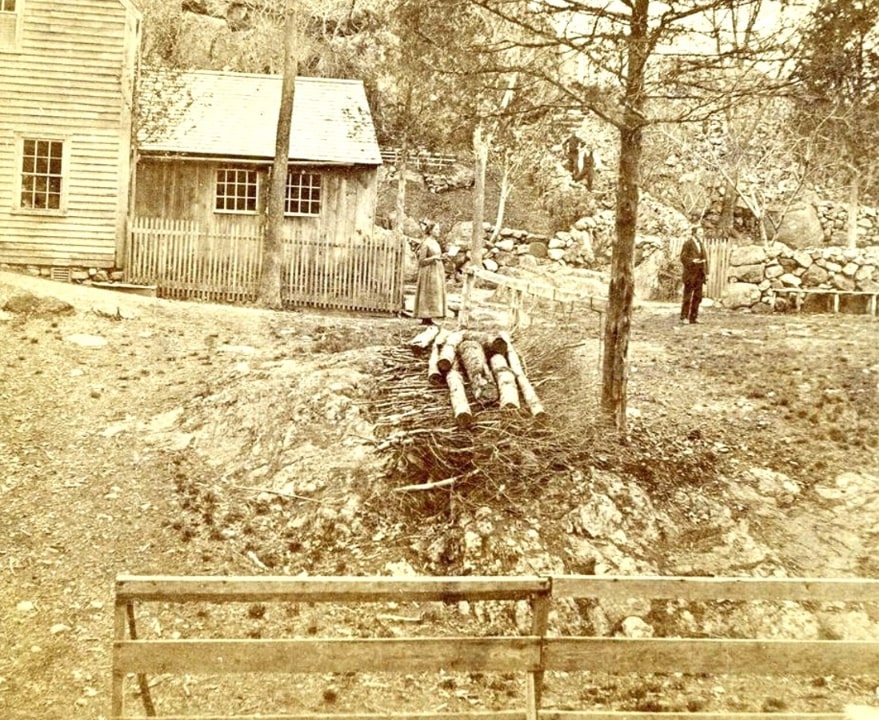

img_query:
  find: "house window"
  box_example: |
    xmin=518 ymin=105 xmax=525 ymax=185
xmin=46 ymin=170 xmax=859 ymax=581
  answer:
xmin=285 ymin=171 xmax=321 ymax=216
xmin=215 ymin=168 xmax=258 ymax=213
xmin=20 ymin=139 xmax=64 ymax=211
xmin=0 ymin=0 xmax=20 ymax=51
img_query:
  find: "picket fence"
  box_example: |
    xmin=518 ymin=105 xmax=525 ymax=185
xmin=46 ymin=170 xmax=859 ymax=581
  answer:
xmin=668 ymin=237 xmax=734 ymax=300
xmin=667 ymin=235 xmax=733 ymax=300
xmin=126 ymin=217 xmax=405 ymax=313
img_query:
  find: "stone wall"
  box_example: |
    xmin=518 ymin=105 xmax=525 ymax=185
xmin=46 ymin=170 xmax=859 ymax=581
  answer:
xmin=723 ymin=243 xmax=879 ymax=311
xmin=0 ymin=263 xmax=124 ymax=284
xmin=816 ymin=201 xmax=879 ymax=246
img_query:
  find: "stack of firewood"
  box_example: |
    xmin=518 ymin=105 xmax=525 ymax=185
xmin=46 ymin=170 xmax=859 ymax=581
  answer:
xmin=409 ymin=325 xmax=545 ymax=428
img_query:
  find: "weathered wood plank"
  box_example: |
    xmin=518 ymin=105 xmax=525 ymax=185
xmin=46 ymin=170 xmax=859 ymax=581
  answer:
xmin=115 ymin=637 xmax=542 ymax=674
xmin=121 ymin=713 xmax=528 ymax=720
xmin=544 ymin=637 xmax=879 ymax=676
xmin=541 ymin=713 xmax=844 ymax=720
xmin=115 ymin=574 xmax=549 ymax=603
xmin=550 ymin=575 xmax=879 ymax=602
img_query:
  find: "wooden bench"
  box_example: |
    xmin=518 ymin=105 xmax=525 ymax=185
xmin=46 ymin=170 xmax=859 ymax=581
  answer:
xmin=112 ymin=574 xmax=879 ymax=720
xmin=772 ymin=287 xmax=879 ymax=315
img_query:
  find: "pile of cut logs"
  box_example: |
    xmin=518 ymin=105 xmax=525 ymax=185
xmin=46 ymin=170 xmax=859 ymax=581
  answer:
xmin=409 ymin=325 xmax=545 ymax=428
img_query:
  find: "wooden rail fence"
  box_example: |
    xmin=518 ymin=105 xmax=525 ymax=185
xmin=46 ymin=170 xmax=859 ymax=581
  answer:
xmin=112 ymin=574 xmax=879 ymax=720
xmin=460 ymin=267 xmax=608 ymax=332
xmin=380 ymin=148 xmax=459 ymax=173
xmin=126 ymin=217 xmax=405 ymax=313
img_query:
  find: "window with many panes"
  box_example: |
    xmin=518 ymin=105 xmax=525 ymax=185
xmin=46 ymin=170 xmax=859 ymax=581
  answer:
xmin=215 ymin=168 xmax=258 ymax=213
xmin=0 ymin=0 xmax=19 ymax=50
xmin=20 ymin=138 xmax=64 ymax=211
xmin=285 ymin=171 xmax=321 ymax=216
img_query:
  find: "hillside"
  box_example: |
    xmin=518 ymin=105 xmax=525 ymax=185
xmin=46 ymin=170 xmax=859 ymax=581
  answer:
xmin=1 ymin=270 xmax=879 ymax=717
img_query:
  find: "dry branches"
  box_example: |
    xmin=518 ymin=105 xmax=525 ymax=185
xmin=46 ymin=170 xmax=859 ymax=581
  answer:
xmin=370 ymin=323 xmax=604 ymax=511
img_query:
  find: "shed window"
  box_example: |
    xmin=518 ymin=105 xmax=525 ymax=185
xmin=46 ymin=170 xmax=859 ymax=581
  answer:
xmin=215 ymin=168 xmax=258 ymax=213
xmin=20 ymin=139 xmax=64 ymax=211
xmin=285 ymin=171 xmax=321 ymax=216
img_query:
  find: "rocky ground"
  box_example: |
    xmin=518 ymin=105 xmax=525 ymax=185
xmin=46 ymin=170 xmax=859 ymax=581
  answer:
xmin=1 ymin=269 xmax=879 ymax=719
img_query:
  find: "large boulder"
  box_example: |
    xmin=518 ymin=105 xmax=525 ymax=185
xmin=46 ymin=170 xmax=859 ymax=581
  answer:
xmin=773 ymin=201 xmax=824 ymax=249
xmin=800 ymin=264 xmax=830 ymax=287
xmin=446 ymin=221 xmax=474 ymax=250
xmin=730 ymin=245 xmax=767 ymax=266
xmin=633 ymin=244 xmax=667 ymax=301
xmin=729 ymin=263 xmax=764 ymax=283
xmin=387 ymin=211 xmax=424 ymax=239
xmin=722 ymin=282 xmax=761 ymax=308
xmin=832 ymin=274 xmax=855 ymax=291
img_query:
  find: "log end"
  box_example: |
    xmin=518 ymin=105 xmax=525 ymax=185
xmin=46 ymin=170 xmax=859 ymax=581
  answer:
xmin=489 ymin=338 xmax=508 ymax=356
xmin=455 ymin=411 xmax=474 ymax=429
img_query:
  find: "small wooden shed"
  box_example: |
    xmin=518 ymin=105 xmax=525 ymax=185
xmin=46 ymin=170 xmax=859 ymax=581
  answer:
xmin=130 ymin=68 xmax=402 ymax=312
xmin=0 ymin=0 xmax=141 ymax=274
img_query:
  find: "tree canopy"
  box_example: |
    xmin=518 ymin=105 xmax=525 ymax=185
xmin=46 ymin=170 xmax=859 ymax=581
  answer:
xmin=793 ymin=0 xmax=879 ymax=208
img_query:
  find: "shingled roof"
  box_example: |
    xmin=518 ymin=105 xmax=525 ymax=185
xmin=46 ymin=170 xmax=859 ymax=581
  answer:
xmin=137 ymin=68 xmax=382 ymax=166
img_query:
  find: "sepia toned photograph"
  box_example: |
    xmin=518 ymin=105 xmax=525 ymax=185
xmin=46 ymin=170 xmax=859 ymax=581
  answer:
xmin=1 ymin=0 xmax=878 ymax=718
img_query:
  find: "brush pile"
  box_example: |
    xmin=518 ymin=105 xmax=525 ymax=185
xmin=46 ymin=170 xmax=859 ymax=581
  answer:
xmin=370 ymin=321 xmax=607 ymax=502
xmin=413 ymin=325 xmax=546 ymax=428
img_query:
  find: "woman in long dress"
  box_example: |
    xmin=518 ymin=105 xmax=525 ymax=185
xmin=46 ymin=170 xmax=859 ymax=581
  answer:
xmin=413 ymin=236 xmax=446 ymax=325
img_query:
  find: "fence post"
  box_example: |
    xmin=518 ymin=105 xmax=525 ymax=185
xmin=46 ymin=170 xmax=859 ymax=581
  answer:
xmin=111 ymin=601 xmax=126 ymax=719
xmin=458 ymin=267 xmax=475 ymax=328
xmin=526 ymin=585 xmax=551 ymax=720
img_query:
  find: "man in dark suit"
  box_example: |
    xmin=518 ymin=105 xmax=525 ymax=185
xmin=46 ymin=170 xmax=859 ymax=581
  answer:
xmin=680 ymin=225 xmax=709 ymax=324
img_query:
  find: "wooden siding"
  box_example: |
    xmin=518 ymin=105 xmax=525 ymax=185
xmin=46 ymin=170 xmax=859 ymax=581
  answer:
xmin=127 ymin=216 xmax=405 ymax=313
xmin=0 ymin=0 xmax=139 ymax=267
xmin=134 ymin=160 xmax=379 ymax=236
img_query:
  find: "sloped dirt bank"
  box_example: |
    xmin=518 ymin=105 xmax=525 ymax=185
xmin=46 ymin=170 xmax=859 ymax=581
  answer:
xmin=1 ymin=271 xmax=878 ymax=719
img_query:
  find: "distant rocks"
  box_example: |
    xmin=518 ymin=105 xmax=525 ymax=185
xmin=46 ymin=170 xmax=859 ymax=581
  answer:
xmin=3 ymin=291 xmax=73 ymax=317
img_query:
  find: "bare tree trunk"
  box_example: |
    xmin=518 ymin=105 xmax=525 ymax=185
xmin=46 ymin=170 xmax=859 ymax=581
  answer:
xmin=490 ymin=162 xmax=511 ymax=243
xmin=394 ymin=142 xmax=408 ymax=240
xmin=471 ymin=125 xmax=489 ymax=267
xmin=718 ymin=178 xmax=736 ymax=236
xmin=601 ymin=124 xmax=641 ymax=431
xmin=601 ymin=0 xmax=648 ymax=432
xmin=846 ymin=173 xmax=859 ymax=250
xmin=258 ymin=8 xmax=298 ymax=309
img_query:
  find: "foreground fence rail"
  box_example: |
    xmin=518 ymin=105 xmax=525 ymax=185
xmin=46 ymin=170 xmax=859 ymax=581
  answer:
xmin=112 ymin=574 xmax=879 ymax=720
xmin=127 ymin=217 xmax=405 ymax=313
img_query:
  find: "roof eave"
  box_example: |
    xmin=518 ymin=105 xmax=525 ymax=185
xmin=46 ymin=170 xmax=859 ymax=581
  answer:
xmin=137 ymin=150 xmax=382 ymax=167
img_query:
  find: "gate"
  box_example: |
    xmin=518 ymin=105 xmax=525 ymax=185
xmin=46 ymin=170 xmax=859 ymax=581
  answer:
xmin=668 ymin=236 xmax=732 ymax=301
